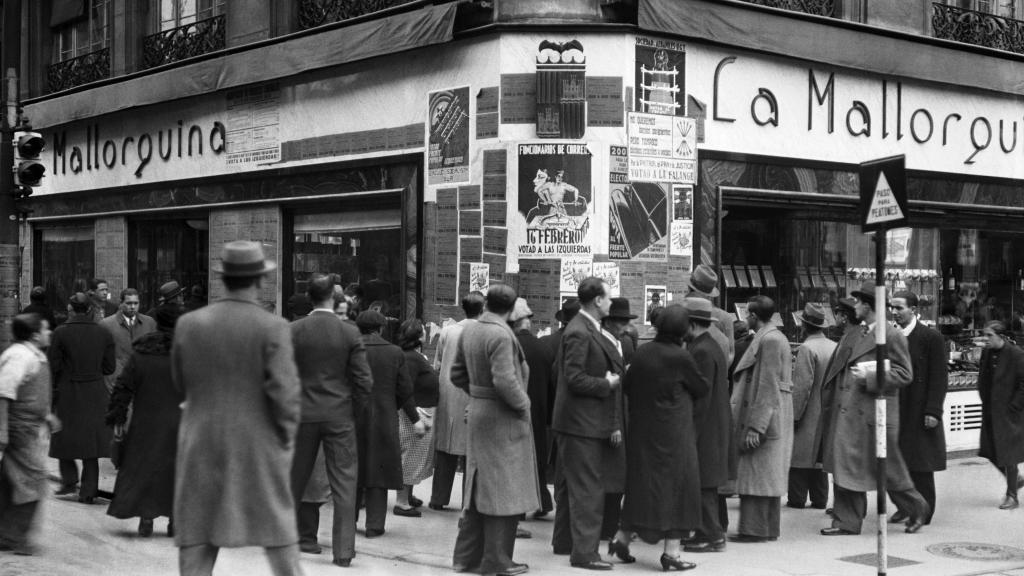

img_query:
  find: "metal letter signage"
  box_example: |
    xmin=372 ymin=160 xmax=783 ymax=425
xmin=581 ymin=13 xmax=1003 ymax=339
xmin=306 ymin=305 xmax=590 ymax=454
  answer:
xmin=860 ymin=155 xmax=909 ymax=233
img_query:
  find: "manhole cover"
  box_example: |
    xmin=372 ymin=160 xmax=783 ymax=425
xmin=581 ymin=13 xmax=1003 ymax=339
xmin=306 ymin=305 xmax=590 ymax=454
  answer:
xmin=927 ymin=542 xmax=1024 ymax=561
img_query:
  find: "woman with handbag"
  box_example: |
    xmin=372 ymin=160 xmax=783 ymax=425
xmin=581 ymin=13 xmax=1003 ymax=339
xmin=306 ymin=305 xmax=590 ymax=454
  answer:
xmin=105 ymin=304 xmax=184 ymax=536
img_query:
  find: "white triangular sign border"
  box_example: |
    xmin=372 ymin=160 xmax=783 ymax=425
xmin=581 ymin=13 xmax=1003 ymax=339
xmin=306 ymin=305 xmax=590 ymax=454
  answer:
xmin=865 ymin=171 xmax=904 ymax=225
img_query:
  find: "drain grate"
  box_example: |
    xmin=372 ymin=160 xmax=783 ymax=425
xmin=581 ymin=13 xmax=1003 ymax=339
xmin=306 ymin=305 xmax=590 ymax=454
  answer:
xmin=927 ymin=542 xmax=1024 ymax=561
xmin=839 ymin=554 xmax=920 ymax=567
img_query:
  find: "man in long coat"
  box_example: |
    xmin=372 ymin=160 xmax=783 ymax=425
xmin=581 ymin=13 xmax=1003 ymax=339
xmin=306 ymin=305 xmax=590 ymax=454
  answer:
xmin=48 ymin=292 xmax=115 ymax=504
xmin=430 ymin=291 xmax=484 ymax=510
xmin=451 ymin=284 xmax=539 ymax=576
xmin=171 ymin=241 xmax=302 ymax=576
xmin=512 ymin=298 xmax=554 ymax=517
xmin=685 ymin=265 xmax=734 ymax=365
xmin=729 ymin=295 xmax=792 ymax=543
xmin=889 ymin=290 xmax=947 ymax=526
xmin=788 ymin=303 xmax=837 ymax=510
xmin=551 ymin=277 xmax=623 ymax=569
xmin=820 ymin=282 xmax=930 ymax=536
xmin=101 ymin=288 xmax=156 ymax=393
xmin=683 ymin=298 xmax=731 ymax=553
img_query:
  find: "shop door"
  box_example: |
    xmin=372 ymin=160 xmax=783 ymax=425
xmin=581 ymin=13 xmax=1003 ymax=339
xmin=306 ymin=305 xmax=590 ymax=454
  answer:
xmin=129 ymin=219 xmax=210 ymax=313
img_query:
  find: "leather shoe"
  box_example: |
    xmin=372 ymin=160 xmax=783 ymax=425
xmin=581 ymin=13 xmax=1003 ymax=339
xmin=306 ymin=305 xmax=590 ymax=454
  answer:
xmin=727 ymin=534 xmax=772 ymax=543
xmin=570 ymin=560 xmax=613 ymax=570
xmin=888 ymin=511 xmax=909 ymax=524
xmin=138 ymin=518 xmax=154 ymax=537
xmin=684 ymin=538 xmax=726 ymax=553
xmin=429 ymin=503 xmax=448 ymax=511
xmin=820 ymin=527 xmax=857 ymax=536
xmin=393 ymin=505 xmax=422 ymax=517
xmin=1000 ymin=494 xmax=1019 ymax=510
xmin=496 ymin=562 xmax=529 ymax=576
xmin=904 ymin=518 xmax=925 ymax=534
xmin=55 ymin=485 xmax=77 ymax=496
xmin=365 ymin=528 xmax=384 ymax=538
xmin=515 ymin=527 xmax=532 ymax=539
xmin=77 ymin=496 xmax=97 ymax=505
xmin=299 ymin=541 xmax=322 ymax=554
xmin=409 ymin=495 xmax=423 ymax=508
xmin=333 ymin=558 xmax=352 ymax=567
xmin=607 ymin=538 xmax=635 ymax=563
xmin=785 ymin=501 xmax=805 ymax=509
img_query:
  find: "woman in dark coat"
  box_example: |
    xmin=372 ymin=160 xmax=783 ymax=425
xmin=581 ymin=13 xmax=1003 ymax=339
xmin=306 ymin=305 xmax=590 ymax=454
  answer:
xmin=609 ymin=305 xmax=709 ymax=571
xmin=105 ymin=304 xmax=183 ymax=536
xmin=977 ymin=321 xmax=1024 ymax=510
xmin=395 ymin=319 xmax=437 ymax=515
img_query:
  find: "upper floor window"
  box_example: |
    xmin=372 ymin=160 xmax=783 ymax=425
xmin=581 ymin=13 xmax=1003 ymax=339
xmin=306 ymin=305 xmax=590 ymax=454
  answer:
xmin=159 ymin=0 xmax=226 ymax=31
xmin=53 ymin=0 xmax=111 ymax=62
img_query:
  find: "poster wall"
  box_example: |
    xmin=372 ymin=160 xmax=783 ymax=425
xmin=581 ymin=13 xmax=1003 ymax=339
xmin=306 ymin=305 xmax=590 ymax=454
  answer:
xmin=428 ymin=87 xmax=471 ymax=185
xmin=516 ymin=143 xmax=594 ymax=259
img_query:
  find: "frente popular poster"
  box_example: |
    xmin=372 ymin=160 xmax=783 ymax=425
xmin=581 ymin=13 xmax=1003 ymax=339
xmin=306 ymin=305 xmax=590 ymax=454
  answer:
xmin=428 ymin=87 xmax=471 ymax=185
xmin=516 ymin=143 xmax=593 ymax=259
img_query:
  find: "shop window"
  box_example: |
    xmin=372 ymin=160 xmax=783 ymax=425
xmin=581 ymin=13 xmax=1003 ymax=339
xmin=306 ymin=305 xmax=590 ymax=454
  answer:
xmin=33 ymin=224 xmax=95 ymax=325
xmin=129 ymin=219 xmax=210 ymax=313
xmin=159 ymin=0 xmax=226 ymax=31
xmin=52 ymin=0 xmax=111 ymax=63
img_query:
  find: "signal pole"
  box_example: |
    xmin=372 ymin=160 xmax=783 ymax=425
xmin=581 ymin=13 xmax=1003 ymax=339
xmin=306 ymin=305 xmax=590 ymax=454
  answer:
xmin=1 ymin=0 xmax=24 ymax=346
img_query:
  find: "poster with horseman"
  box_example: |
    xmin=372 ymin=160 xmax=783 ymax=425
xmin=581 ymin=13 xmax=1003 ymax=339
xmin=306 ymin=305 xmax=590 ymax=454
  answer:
xmin=515 ymin=143 xmax=593 ymax=259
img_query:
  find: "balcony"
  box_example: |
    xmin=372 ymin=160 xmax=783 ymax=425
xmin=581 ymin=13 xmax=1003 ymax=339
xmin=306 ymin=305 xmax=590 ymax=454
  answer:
xmin=143 ymin=14 xmax=226 ymax=69
xmin=47 ymin=48 xmax=111 ymax=93
xmin=737 ymin=0 xmax=836 ymax=17
xmin=932 ymin=2 xmax=1024 ymax=54
xmin=298 ymin=0 xmax=422 ymax=29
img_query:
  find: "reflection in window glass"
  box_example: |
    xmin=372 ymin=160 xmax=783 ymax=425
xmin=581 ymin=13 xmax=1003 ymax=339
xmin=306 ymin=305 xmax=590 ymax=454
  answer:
xmin=36 ymin=225 xmax=95 ymax=324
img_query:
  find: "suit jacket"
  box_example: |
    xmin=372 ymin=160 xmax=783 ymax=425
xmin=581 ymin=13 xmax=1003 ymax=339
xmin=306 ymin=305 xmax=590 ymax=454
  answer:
xmin=291 ymin=310 xmax=373 ymax=423
xmin=551 ymin=312 xmax=625 ymax=439
xmin=898 ymin=321 xmax=948 ymax=472
xmin=101 ymin=311 xmax=157 ymax=391
xmin=790 ymin=332 xmax=837 ymax=469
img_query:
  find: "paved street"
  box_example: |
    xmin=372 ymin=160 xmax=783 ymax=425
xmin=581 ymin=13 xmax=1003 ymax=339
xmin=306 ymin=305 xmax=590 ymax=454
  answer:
xmin=2 ymin=455 xmax=1023 ymax=576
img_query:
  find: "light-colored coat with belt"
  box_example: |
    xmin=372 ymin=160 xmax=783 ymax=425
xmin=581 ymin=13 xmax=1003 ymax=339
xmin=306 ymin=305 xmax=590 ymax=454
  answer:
xmin=433 ymin=319 xmax=474 ymax=456
xmin=450 ymin=312 xmax=540 ymax=516
xmin=790 ymin=332 xmax=837 ymax=469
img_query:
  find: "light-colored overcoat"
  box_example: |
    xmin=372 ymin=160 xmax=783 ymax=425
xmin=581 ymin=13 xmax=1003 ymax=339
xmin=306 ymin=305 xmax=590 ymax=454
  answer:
xmin=433 ymin=319 xmax=474 ymax=455
xmin=821 ymin=323 xmax=915 ymax=492
xmin=730 ymin=323 xmax=793 ymax=497
xmin=101 ymin=311 xmax=156 ymax=392
xmin=790 ymin=332 xmax=837 ymax=469
xmin=450 ymin=312 xmax=540 ymax=516
xmin=171 ymin=297 xmax=301 ymax=548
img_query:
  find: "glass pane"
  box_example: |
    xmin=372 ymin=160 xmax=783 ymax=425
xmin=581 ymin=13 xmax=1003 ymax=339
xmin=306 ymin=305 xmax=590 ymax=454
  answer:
xmin=38 ymin=225 xmax=95 ymax=325
xmin=131 ymin=220 xmax=210 ymax=313
xmin=180 ymin=0 xmax=198 ymax=25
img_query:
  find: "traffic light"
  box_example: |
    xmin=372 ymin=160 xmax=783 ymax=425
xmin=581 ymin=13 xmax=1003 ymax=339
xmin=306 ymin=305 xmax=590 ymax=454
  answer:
xmin=12 ymin=130 xmax=45 ymax=198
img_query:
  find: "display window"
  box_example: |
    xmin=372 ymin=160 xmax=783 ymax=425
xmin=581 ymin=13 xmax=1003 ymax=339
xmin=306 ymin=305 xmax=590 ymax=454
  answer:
xmin=129 ymin=217 xmax=210 ymax=312
xmin=33 ymin=223 xmax=96 ymax=324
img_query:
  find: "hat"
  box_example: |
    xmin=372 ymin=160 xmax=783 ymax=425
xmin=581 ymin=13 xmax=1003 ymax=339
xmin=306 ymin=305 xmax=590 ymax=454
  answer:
xmin=683 ymin=297 xmax=719 ymax=324
xmin=154 ymin=303 xmax=182 ymax=331
xmin=835 ymin=297 xmax=857 ymax=315
xmin=287 ymin=293 xmax=312 ymax=317
xmin=356 ymin=310 xmax=386 ymax=330
xmin=555 ymin=298 xmax=581 ymax=322
xmin=68 ymin=292 xmax=90 ymax=306
xmin=606 ymin=297 xmax=637 ymax=320
xmin=796 ymin=302 xmax=827 ymax=328
xmin=30 ymin=286 xmax=45 ymax=299
xmin=687 ymin=265 xmax=720 ymax=298
xmin=214 ymin=241 xmax=277 ymax=278
xmin=510 ymin=298 xmax=534 ymax=323
xmin=158 ymin=281 xmax=184 ymax=302
xmin=850 ymin=281 xmax=877 ymax=306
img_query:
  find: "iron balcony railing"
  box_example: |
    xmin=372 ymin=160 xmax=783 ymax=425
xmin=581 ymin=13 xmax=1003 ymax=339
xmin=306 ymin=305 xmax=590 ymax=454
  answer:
xmin=47 ymin=47 xmax=111 ymax=93
xmin=738 ymin=0 xmax=836 ymax=17
xmin=143 ymin=14 xmax=226 ymax=69
xmin=932 ymin=2 xmax=1024 ymax=54
xmin=297 ymin=0 xmax=422 ymax=29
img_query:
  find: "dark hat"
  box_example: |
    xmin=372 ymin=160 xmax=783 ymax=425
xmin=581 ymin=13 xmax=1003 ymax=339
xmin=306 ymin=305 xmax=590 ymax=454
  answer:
xmin=356 ymin=310 xmax=386 ymax=330
xmin=214 ymin=240 xmax=277 ymax=278
xmin=68 ymin=292 xmax=90 ymax=306
xmin=683 ymin=297 xmax=719 ymax=324
xmin=796 ymin=302 xmax=827 ymax=328
xmin=835 ymin=297 xmax=857 ymax=315
xmin=158 ymin=281 xmax=184 ymax=301
xmin=654 ymin=304 xmax=689 ymax=340
xmin=555 ymin=297 xmax=581 ymax=322
xmin=287 ymin=293 xmax=312 ymax=317
xmin=850 ymin=281 xmax=877 ymax=305
xmin=687 ymin=265 xmax=720 ymax=298
xmin=606 ymin=298 xmax=637 ymax=320
xmin=30 ymin=286 xmax=46 ymax=299
xmin=154 ymin=304 xmax=182 ymax=331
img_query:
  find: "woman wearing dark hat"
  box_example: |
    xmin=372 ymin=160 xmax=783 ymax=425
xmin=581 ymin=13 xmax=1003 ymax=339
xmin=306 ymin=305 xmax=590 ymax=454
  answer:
xmin=105 ymin=304 xmax=184 ymax=536
xmin=977 ymin=320 xmax=1024 ymax=510
xmin=394 ymin=319 xmax=438 ymax=515
xmin=609 ymin=305 xmax=709 ymax=571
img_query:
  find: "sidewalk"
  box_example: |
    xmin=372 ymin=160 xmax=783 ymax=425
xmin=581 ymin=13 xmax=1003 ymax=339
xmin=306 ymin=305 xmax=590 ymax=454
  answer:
xmin=5 ymin=455 xmax=1023 ymax=576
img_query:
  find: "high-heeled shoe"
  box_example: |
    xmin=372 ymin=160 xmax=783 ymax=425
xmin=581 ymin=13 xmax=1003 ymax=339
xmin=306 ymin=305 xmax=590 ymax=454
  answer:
xmin=999 ymin=493 xmax=1019 ymax=510
xmin=607 ymin=539 xmax=636 ymax=563
xmin=660 ymin=554 xmax=696 ymax=571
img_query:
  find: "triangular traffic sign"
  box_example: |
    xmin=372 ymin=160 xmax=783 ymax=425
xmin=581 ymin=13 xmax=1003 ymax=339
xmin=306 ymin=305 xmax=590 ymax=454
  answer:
xmin=865 ymin=171 xmax=905 ymax=225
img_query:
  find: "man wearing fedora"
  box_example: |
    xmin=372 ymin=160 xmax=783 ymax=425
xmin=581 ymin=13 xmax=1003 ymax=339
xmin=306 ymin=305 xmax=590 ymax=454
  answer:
xmin=147 ymin=281 xmax=185 ymax=318
xmin=819 ymin=281 xmax=929 ymax=536
xmin=788 ymin=303 xmax=837 ymax=511
xmin=685 ymin=265 xmax=734 ymax=365
xmin=171 ymin=241 xmax=303 ymax=576
xmin=597 ymin=298 xmax=634 ymax=544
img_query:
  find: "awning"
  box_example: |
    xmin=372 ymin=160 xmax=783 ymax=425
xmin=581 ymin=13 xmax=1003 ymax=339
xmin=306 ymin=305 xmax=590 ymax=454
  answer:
xmin=50 ymin=0 xmax=85 ymax=28
xmin=26 ymin=2 xmax=459 ymax=128
xmin=639 ymin=0 xmax=1024 ymax=97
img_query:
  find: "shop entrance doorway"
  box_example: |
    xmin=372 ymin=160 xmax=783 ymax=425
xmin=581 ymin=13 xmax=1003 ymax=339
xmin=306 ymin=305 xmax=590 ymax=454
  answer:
xmin=128 ymin=218 xmax=210 ymax=313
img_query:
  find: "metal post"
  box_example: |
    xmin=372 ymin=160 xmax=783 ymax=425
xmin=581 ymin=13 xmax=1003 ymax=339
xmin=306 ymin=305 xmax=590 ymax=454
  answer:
xmin=0 ymin=0 xmax=25 ymax=348
xmin=874 ymin=230 xmax=888 ymax=576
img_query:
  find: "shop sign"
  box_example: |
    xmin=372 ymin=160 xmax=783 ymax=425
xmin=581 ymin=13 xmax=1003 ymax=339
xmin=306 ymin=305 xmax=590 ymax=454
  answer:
xmin=859 ymin=155 xmax=908 ymax=233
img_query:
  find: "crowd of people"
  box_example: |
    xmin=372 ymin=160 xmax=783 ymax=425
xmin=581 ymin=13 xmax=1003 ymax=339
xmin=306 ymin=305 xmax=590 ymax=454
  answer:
xmin=0 ymin=244 xmax=1023 ymax=576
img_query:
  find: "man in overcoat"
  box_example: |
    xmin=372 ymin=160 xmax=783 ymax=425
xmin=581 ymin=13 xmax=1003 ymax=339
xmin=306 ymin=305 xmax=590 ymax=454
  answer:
xmin=729 ymin=295 xmax=792 ymax=543
xmin=356 ymin=309 xmax=418 ymax=537
xmin=451 ymin=284 xmax=539 ymax=576
xmin=683 ymin=298 xmax=731 ymax=553
xmin=888 ymin=291 xmax=947 ymax=525
xmin=290 ymin=274 xmax=373 ymax=567
xmin=48 ymin=292 xmax=116 ymax=504
xmin=819 ymin=281 xmax=930 ymax=536
xmin=171 ymin=241 xmax=303 ymax=576
xmin=101 ymin=288 xmax=156 ymax=394
xmin=788 ymin=303 xmax=837 ymax=510
xmin=431 ymin=292 xmax=484 ymax=510
xmin=596 ymin=298 xmax=634 ymax=542
xmin=685 ymin=264 xmax=734 ymax=364
xmin=512 ymin=298 xmax=554 ymax=518
xmin=551 ymin=277 xmax=623 ymax=570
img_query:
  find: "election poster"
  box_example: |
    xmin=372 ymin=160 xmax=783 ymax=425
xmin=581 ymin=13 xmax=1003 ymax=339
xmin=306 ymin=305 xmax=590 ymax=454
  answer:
xmin=560 ymin=256 xmax=593 ymax=294
xmin=593 ymin=262 xmax=621 ymax=297
xmin=670 ymin=184 xmax=694 ymax=263
xmin=516 ymin=143 xmax=593 ymax=259
xmin=428 ymin=87 xmax=471 ymax=185
xmin=609 ymin=147 xmax=669 ymax=261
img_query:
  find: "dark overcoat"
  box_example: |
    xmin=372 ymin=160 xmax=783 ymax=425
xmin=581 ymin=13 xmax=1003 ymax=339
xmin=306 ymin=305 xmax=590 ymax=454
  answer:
xmin=106 ymin=331 xmax=182 ymax=520
xmin=620 ymin=340 xmax=708 ymax=539
xmin=517 ymin=328 xmax=552 ymax=478
xmin=451 ymin=312 xmax=540 ymax=516
xmin=689 ymin=331 xmax=729 ymax=488
xmin=898 ymin=321 xmax=948 ymax=472
xmin=978 ymin=344 xmax=1024 ymax=467
xmin=171 ymin=297 xmax=301 ymax=548
xmin=358 ymin=332 xmax=414 ymax=489
xmin=790 ymin=332 xmax=837 ymax=469
xmin=48 ymin=314 xmax=116 ymax=460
